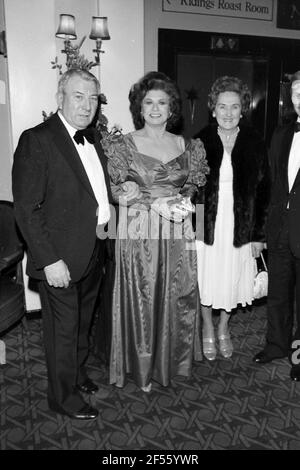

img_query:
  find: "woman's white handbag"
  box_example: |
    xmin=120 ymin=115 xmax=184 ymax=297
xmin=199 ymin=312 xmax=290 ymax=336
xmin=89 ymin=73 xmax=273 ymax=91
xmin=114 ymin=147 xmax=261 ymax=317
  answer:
xmin=253 ymin=252 xmax=268 ymax=299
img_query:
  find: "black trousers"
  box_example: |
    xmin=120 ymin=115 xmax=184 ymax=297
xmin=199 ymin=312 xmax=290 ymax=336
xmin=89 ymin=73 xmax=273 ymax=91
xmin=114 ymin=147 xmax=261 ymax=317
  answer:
xmin=94 ymin=238 xmax=115 ymax=366
xmin=266 ymin=223 xmax=300 ymax=358
xmin=38 ymin=240 xmax=104 ymax=413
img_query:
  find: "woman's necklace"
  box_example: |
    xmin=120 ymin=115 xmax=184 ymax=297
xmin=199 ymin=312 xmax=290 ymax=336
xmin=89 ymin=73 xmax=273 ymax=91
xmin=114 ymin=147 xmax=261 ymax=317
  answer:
xmin=217 ymin=126 xmax=239 ymax=151
xmin=217 ymin=126 xmax=239 ymax=141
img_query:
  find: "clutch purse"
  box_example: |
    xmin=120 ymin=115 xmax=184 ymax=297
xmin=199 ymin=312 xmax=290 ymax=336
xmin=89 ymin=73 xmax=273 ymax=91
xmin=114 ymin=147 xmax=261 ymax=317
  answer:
xmin=253 ymin=252 xmax=268 ymax=300
xmin=169 ymin=196 xmax=195 ymax=213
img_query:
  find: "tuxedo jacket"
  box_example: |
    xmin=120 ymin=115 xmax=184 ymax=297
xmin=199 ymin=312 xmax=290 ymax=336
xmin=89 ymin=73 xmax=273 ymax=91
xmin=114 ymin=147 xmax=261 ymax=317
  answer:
xmin=12 ymin=112 xmax=112 ymax=282
xmin=267 ymin=121 xmax=300 ymax=256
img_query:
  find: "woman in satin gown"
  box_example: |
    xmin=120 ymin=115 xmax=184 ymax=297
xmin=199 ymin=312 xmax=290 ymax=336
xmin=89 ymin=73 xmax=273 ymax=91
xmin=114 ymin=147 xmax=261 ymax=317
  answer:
xmin=102 ymin=72 xmax=209 ymax=391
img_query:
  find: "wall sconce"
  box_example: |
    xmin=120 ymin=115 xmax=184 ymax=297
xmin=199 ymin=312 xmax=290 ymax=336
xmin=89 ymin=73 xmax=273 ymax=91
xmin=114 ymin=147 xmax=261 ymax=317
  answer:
xmin=90 ymin=16 xmax=110 ymax=65
xmin=55 ymin=14 xmax=110 ymax=68
xmin=52 ymin=13 xmax=111 ymax=132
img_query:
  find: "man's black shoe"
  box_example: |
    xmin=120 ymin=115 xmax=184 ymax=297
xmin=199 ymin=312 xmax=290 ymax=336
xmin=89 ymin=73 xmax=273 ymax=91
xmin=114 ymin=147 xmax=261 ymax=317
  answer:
xmin=77 ymin=378 xmax=99 ymax=395
xmin=253 ymin=350 xmax=285 ymax=364
xmin=50 ymin=403 xmax=99 ymax=420
xmin=290 ymin=365 xmax=300 ymax=381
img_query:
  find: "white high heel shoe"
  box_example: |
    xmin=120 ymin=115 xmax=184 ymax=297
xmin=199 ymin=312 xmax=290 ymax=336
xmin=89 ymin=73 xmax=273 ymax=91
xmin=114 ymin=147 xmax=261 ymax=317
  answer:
xmin=202 ymin=335 xmax=217 ymax=361
xmin=141 ymin=383 xmax=152 ymax=393
xmin=218 ymin=333 xmax=233 ymax=358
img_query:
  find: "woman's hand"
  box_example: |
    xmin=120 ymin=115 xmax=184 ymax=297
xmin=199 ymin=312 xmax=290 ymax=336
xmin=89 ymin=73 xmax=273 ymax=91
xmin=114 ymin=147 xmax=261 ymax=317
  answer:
xmin=120 ymin=181 xmax=142 ymax=202
xmin=172 ymin=196 xmax=195 ymax=213
xmin=152 ymin=196 xmax=189 ymax=222
xmin=251 ymin=242 xmax=264 ymax=258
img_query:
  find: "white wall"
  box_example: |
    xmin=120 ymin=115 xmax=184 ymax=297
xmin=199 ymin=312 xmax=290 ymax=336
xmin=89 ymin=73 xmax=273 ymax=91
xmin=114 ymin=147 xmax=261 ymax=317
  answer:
xmin=145 ymin=0 xmax=300 ymax=72
xmin=97 ymin=0 xmax=144 ymax=133
xmin=0 ymin=0 xmax=12 ymax=200
xmin=5 ymin=0 xmax=57 ymax=149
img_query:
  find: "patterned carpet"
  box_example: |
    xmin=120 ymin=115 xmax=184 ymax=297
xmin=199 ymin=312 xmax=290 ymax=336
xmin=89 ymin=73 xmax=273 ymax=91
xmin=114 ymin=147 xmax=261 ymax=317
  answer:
xmin=1 ymin=301 xmax=300 ymax=451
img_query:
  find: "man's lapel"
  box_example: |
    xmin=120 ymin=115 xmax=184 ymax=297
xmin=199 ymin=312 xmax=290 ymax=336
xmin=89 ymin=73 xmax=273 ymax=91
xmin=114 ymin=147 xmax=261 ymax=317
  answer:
xmin=291 ymin=124 xmax=300 ymax=190
xmin=292 ymin=169 xmax=300 ymax=190
xmin=279 ymin=122 xmax=295 ymax=194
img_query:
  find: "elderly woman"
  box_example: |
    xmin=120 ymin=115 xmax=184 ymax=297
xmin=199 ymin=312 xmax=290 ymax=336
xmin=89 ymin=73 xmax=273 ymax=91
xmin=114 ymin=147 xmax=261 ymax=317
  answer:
xmin=195 ymin=76 xmax=270 ymax=361
xmin=102 ymin=71 xmax=209 ymax=391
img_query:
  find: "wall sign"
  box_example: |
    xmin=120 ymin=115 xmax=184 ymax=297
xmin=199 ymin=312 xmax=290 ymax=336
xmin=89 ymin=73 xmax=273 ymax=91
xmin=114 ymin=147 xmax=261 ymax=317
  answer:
xmin=162 ymin=0 xmax=274 ymax=21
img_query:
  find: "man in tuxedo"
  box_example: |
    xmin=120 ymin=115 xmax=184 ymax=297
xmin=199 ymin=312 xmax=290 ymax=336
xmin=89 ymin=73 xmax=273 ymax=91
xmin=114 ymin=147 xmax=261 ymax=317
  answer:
xmin=12 ymin=69 xmax=112 ymax=419
xmin=253 ymin=70 xmax=300 ymax=381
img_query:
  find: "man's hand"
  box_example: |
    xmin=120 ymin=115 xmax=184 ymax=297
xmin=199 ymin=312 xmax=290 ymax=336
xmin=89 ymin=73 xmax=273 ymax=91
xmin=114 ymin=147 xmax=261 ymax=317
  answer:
xmin=251 ymin=242 xmax=264 ymax=258
xmin=44 ymin=260 xmax=71 ymax=288
xmin=121 ymin=181 xmax=142 ymax=202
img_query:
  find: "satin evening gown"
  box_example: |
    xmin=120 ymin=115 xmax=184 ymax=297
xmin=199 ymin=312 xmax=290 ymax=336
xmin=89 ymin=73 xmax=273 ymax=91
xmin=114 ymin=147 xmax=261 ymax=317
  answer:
xmin=102 ymin=133 xmax=208 ymax=389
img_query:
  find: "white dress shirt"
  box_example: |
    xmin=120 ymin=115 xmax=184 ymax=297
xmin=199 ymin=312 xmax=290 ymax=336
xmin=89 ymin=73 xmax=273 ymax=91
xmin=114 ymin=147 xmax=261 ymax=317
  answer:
xmin=58 ymin=112 xmax=110 ymax=225
xmin=288 ymin=118 xmax=300 ymax=192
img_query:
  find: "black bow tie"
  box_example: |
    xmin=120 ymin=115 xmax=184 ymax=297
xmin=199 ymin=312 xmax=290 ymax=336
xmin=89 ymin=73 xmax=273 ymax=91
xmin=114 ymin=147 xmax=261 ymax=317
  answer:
xmin=295 ymin=122 xmax=300 ymax=133
xmin=73 ymin=128 xmax=95 ymax=145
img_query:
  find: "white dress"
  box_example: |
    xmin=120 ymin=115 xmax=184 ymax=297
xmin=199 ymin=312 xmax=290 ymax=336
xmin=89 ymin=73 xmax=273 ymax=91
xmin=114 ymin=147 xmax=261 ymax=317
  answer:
xmin=196 ymin=149 xmax=254 ymax=312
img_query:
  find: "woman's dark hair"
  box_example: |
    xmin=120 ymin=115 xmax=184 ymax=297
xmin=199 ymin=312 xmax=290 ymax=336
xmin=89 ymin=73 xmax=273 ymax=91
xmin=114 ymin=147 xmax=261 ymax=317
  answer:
xmin=208 ymin=76 xmax=251 ymax=114
xmin=129 ymin=71 xmax=182 ymax=130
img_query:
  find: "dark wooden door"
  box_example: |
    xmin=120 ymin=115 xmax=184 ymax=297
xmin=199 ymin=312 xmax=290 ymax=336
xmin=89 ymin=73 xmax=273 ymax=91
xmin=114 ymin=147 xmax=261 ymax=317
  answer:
xmin=158 ymin=29 xmax=300 ymax=144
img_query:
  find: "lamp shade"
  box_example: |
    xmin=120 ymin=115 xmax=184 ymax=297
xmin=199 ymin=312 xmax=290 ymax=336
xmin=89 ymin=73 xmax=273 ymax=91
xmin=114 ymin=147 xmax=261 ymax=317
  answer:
xmin=89 ymin=17 xmax=110 ymax=40
xmin=56 ymin=14 xmax=77 ymax=40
